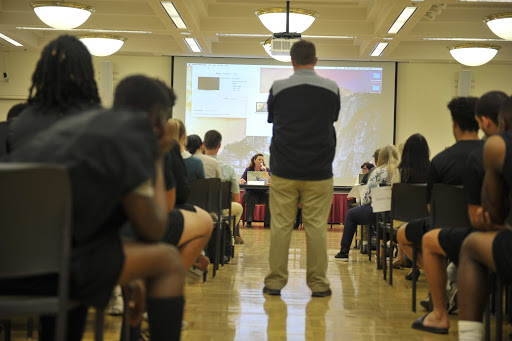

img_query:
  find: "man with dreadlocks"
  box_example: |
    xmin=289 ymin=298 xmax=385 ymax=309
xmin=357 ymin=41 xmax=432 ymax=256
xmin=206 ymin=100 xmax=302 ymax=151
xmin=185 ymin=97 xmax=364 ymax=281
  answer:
xmin=2 ymin=36 xmax=187 ymax=341
xmin=7 ymin=35 xmax=101 ymax=151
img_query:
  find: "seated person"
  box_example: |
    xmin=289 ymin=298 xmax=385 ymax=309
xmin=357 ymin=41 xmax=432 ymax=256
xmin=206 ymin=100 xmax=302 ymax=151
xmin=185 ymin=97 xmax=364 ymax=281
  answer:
xmin=335 ymin=145 xmax=400 ymax=261
xmin=187 ymin=134 xmax=221 ymax=178
xmin=1 ymin=59 xmax=186 ymax=341
xmin=169 ymin=118 xmax=205 ymax=182
xmin=412 ymin=91 xmax=508 ymax=335
xmin=457 ymin=96 xmax=512 ymax=341
xmin=239 ymin=153 xmax=271 ymax=227
xmin=359 ymin=161 xmax=375 ymax=185
xmin=396 ymin=96 xmax=482 ymax=280
xmin=391 ymin=133 xmax=431 ymax=269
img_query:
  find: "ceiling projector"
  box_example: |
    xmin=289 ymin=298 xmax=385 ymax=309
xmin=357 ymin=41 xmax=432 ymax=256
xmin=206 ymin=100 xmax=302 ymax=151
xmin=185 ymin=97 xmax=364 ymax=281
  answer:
xmin=271 ymin=32 xmax=301 ymax=56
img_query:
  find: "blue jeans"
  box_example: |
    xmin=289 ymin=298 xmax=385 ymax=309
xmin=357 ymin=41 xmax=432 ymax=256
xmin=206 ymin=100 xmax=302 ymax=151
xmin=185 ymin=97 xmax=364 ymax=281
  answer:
xmin=340 ymin=204 xmax=376 ymax=254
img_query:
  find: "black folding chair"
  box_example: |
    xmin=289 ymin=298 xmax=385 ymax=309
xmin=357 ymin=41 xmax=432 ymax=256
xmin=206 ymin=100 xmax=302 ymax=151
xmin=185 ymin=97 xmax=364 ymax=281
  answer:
xmin=220 ymin=181 xmax=235 ymax=263
xmin=188 ymin=178 xmax=222 ymax=278
xmin=0 ymin=164 xmax=105 ymax=341
xmin=388 ymin=183 xmax=428 ymax=311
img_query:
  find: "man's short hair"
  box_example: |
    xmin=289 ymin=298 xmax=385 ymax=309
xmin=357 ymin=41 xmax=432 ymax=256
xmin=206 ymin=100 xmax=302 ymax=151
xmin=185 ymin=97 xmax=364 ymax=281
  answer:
xmin=290 ymin=40 xmax=316 ymax=65
xmin=7 ymin=103 xmax=27 ymax=121
xmin=447 ymin=97 xmax=479 ymax=132
xmin=475 ymin=91 xmax=508 ymax=124
xmin=204 ymin=130 xmax=222 ymax=150
xmin=114 ymin=75 xmax=175 ymax=120
xmin=498 ymin=96 xmax=512 ymax=129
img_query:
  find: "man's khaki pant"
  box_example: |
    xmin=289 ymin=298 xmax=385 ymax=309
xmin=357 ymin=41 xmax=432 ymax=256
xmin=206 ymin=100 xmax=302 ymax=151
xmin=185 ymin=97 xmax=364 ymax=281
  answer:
xmin=264 ymin=175 xmax=333 ymax=292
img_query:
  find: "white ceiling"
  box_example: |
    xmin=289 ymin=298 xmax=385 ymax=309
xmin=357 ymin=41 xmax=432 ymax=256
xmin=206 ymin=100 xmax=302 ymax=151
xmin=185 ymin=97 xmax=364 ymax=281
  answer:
xmin=1 ymin=0 xmax=512 ymax=64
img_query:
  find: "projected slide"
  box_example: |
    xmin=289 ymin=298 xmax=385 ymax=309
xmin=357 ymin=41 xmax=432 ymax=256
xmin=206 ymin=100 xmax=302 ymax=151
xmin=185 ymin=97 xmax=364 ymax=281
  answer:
xmin=173 ymin=57 xmax=395 ymax=187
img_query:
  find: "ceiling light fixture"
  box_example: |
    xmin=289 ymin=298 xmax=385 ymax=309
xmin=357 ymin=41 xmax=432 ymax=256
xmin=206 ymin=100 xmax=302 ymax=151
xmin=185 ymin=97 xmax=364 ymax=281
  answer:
xmin=184 ymin=38 xmax=201 ymax=52
xmin=30 ymin=1 xmax=95 ymax=29
xmin=388 ymin=7 xmax=417 ymax=34
xmin=0 ymin=33 xmax=23 ymax=46
xmin=78 ymin=34 xmax=126 ymax=57
xmin=448 ymin=43 xmax=500 ymax=66
xmin=160 ymin=2 xmax=188 ymax=29
xmin=370 ymin=42 xmax=389 ymax=57
xmin=261 ymin=39 xmax=291 ymax=62
xmin=483 ymin=13 xmax=512 ymax=40
xmin=255 ymin=7 xmax=318 ymax=33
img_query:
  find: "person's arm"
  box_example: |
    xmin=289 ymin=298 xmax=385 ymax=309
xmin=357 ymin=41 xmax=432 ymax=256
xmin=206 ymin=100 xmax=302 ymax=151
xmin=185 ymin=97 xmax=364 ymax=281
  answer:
xmin=482 ymin=135 xmax=506 ymax=226
xmin=122 ymin=157 xmax=168 ymax=241
xmin=239 ymin=168 xmax=248 ymax=184
xmin=232 ymin=192 xmax=240 ymax=203
xmin=361 ymin=168 xmax=382 ymax=205
xmin=267 ymin=87 xmax=274 ymax=124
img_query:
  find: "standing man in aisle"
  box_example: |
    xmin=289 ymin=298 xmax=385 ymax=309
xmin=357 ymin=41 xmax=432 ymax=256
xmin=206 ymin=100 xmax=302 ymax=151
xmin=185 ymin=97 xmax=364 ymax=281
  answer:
xmin=263 ymin=40 xmax=340 ymax=297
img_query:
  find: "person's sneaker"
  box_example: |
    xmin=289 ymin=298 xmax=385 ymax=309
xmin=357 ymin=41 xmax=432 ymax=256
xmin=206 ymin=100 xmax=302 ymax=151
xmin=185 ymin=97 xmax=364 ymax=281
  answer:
xmin=235 ymin=236 xmax=244 ymax=244
xmin=194 ymin=254 xmax=210 ymax=271
xmin=262 ymin=286 xmax=281 ymax=295
xmin=246 ymin=223 xmax=252 ymax=228
xmin=360 ymin=244 xmax=368 ymax=254
xmin=312 ymin=288 xmax=332 ymax=297
xmin=334 ymin=252 xmax=349 ymax=261
xmin=108 ymin=288 xmax=124 ymax=316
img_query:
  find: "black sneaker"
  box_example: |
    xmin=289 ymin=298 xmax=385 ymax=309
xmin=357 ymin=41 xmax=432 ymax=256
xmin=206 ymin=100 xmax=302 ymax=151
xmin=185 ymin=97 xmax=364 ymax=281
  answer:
xmin=334 ymin=252 xmax=349 ymax=261
xmin=262 ymin=287 xmax=281 ymax=295
xmin=312 ymin=288 xmax=332 ymax=297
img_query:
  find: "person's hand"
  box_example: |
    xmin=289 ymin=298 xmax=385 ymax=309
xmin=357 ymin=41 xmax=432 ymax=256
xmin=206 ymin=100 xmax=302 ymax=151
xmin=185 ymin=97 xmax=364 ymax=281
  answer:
xmin=157 ymin=122 xmax=174 ymax=156
xmin=475 ymin=207 xmax=507 ymax=231
xmin=123 ymin=279 xmax=146 ymax=326
xmin=238 ymin=178 xmax=246 ymax=184
xmin=260 ymin=164 xmax=267 ymax=171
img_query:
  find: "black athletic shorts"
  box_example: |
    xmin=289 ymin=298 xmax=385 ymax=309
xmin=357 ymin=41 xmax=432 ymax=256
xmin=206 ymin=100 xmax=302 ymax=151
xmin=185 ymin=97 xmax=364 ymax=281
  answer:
xmin=438 ymin=227 xmax=474 ymax=265
xmin=493 ymin=229 xmax=512 ymax=285
xmin=404 ymin=216 xmax=433 ymax=245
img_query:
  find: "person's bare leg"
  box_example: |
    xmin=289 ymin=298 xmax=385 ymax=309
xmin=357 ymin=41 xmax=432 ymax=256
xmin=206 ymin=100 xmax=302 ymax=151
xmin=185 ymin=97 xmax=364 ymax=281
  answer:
xmin=119 ymin=241 xmax=185 ymax=341
xmin=397 ymin=223 xmax=423 ymax=269
xmin=458 ymin=232 xmax=498 ymax=322
xmin=177 ymin=206 xmax=214 ymax=269
xmin=420 ymin=229 xmax=449 ymax=329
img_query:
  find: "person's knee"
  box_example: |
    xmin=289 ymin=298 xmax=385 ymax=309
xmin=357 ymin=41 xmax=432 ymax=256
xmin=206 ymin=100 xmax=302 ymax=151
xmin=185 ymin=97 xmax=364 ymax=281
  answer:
xmin=422 ymin=230 xmax=439 ymax=253
xmin=157 ymin=244 xmax=185 ymax=276
xmin=460 ymin=233 xmax=480 ymax=261
xmin=196 ymin=207 xmax=214 ymax=236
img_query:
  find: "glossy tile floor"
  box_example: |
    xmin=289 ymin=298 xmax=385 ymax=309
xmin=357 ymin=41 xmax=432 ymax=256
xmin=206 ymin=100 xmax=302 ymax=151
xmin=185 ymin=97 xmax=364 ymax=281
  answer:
xmin=8 ymin=223 xmax=510 ymax=340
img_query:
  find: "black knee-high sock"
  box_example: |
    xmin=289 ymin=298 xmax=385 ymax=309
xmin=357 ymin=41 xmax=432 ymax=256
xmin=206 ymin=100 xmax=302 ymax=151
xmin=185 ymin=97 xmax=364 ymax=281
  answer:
xmin=147 ymin=296 xmax=185 ymax=341
xmin=39 ymin=305 xmax=88 ymax=341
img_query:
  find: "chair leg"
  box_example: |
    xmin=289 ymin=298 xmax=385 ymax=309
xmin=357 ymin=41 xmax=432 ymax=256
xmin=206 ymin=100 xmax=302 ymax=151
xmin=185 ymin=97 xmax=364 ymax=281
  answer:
xmin=383 ymin=224 xmax=387 ymax=280
xmin=412 ymin=244 xmax=417 ymax=313
xmin=94 ymin=309 xmax=104 ymax=341
xmin=389 ymin=230 xmax=394 ymax=286
xmin=376 ymin=223 xmax=381 ymax=270
xmin=27 ymin=317 xmax=34 ymax=339
xmin=368 ymin=225 xmax=372 ymax=262
xmin=496 ymin=277 xmax=503 ymax=341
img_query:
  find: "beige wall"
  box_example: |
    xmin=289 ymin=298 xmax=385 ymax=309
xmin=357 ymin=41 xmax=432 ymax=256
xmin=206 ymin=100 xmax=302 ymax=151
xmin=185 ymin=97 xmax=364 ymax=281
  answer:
xmin=2 ymin=51 xmax=512 ymax=158
xmin=396 ymin=63 xmax=512 ymax=157
xmin=0 ymin=51 xmax=172 ymax=120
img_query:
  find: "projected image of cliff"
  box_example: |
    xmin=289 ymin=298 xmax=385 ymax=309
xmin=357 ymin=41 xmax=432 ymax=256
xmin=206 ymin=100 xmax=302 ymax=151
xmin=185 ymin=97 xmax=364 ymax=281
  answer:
xmin=177 ymin=59 xmax=395 ymax=186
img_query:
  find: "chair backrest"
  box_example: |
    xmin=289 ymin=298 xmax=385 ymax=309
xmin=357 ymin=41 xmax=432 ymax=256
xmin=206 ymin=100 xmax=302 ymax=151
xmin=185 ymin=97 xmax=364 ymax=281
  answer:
xmin=431 ymin=183 xmax=470 ymax=228
xmin=0 ymin=163 xmax=71 ymax=280
xmin=220 ymin=181 xmax=232 ymax=211
xmin=206 ymin=178 xmax=222 ymax=215
xmin=391 ymin=183 xmax=428 ymax=222
xmin=187 ymin=178 xmax=210 ymax=211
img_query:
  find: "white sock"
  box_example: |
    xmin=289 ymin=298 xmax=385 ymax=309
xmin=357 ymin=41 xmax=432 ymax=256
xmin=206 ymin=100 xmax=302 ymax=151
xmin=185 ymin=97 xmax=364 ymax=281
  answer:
xmin=458 ymin=320 xmax=483 ymax=341
xmin=362 ymin=241 xmax=368 ymax=245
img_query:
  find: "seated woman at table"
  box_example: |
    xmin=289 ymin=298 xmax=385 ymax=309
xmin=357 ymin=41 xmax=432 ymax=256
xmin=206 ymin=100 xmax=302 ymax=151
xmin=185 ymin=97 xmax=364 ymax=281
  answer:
xmin=239 ymin=153 xmax=271 ymax=228
xmin=334 ymin=145 xmax=400 ymax=262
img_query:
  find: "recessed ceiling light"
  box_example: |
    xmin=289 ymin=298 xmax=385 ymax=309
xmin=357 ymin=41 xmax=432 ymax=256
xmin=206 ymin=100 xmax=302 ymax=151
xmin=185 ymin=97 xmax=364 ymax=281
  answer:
xmin=370 ymin=42 xmax=388 ymax=56
xmin=421 ymin=37 xmax=505 ymax=41
xmin=0 ymin=33 xmax=23 ymax=46
xmin=16 ymin=27 xmax=152 ymax=34
xmin=160 ymin=2 xmax=187 ymax=29
xmin=184 ymin=37 xmax=201 ymax=52
xmin=388 ymin=7 xmax=417 ymax=34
